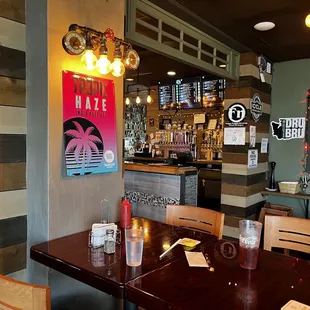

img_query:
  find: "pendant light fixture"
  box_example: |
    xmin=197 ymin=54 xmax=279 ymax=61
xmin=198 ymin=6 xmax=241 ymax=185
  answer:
xmin=96 ymin=38 xmax=111 ymax=75
xmin=136 ymin=89 xmax=141 ymax=104
xmin=111 ymin=40 xmax=125 ymax=77
xmin=81 ymin=32 xmax=97 ymax=70
xmin=125 ymin=97 xmax=130 ymax=105
xmin=147 ymin=87 xmax=152 ymax=104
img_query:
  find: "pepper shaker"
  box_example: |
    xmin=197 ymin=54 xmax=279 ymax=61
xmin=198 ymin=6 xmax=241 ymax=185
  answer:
xmin=104 ymin=229 xmax=116 ymax=254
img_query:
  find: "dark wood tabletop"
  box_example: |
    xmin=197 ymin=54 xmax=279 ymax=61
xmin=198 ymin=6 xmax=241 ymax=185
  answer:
xmin=30 ymin=217 xmax=218 ymax=298
xmin=126 ymin=239 xmax=310 ymax=310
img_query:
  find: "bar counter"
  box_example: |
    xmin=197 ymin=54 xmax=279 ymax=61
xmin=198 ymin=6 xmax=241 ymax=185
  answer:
xmin=124 ymin=162 xmax=197 ymax=222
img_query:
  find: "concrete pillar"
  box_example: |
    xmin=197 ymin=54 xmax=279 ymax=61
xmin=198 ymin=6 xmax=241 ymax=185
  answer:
xmin=26 ymin=0 xmax=124 ymax=308
xmin=221 ymin=52 xmax=272 ymax=236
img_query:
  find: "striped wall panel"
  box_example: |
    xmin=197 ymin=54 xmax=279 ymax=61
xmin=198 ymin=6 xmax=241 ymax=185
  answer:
xmin=221 ymin=52 xmax=271 ymax=219
xmin=0 ymin=0 xmax=26 ymax=275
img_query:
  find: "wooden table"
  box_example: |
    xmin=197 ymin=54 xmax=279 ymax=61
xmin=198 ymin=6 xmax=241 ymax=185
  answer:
xmin=126 ymin=240 xmax=310 ymax=309
xmin=30 ymin=217 xmax=217 ymax=299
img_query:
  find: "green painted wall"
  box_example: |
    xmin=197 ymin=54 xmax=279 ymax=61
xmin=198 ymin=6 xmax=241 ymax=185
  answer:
xmin=268 ymin=59 xmax=310 ymax=218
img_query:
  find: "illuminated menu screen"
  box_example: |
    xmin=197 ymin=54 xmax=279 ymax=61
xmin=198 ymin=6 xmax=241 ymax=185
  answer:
xmin=158 ymin=77 xmax=202 ymax=109
xmin=176 ymin=78 xmax=201 ymax=109
xmin=158 ymin=84 xmax=176 ymax=107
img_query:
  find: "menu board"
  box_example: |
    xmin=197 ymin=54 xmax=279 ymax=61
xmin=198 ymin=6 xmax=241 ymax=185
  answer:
xmin=202 ymin=79 xmax=225 ymax=103
xmin=159 ymin=84 xmax=176 ymax=107
xmin=158 ymin=77 xmax=224 ymax=109
xmin=176 ymin=77 xmax=201 ymax=109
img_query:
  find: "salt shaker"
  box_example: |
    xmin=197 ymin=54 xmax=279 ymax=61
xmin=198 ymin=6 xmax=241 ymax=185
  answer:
xmin=104 ymin=229 xmax=115 ymax=254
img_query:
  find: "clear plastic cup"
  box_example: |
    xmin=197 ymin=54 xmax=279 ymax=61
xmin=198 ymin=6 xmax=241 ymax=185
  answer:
xmin=125 ymin=227 xmax=144 ymax=267
xmin=239 ymin=220 xmax=262 ymax=270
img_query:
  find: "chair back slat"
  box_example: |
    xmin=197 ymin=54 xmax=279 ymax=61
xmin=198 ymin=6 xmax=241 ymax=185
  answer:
xmin=0 ymin=300 xmax=21 ymax=310
xmin=0 ymin=275 xmax=51 ymax=310
xmin=166 ymin=205 xmax=224 ymax=238
xmin=264 ymin=215 xmax=310 ymax=254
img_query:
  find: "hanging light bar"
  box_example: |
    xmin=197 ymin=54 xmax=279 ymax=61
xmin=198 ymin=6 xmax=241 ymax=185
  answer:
xmin=62 ymin=24 xmax=140 ymax=76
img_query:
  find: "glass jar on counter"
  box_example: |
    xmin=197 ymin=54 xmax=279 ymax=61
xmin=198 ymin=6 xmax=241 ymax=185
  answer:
xmin=104 ymin=229 xmax=116 ymax=254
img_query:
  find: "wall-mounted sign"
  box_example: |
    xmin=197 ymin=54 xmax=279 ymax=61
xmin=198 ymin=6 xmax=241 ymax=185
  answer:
xmin=261 ymin=138 xmax=268 ymax=153
xmin=226 ymin=103 xmax=247 ymax=127
xmin=248 ymin=149 xmax=258 ymax=169
xmin=271 ymin=117 xmax=306 ymax=140
xmin=194 ymin=113 xmax=206 ymax=124
xmin=62 ymin=70 xmax=118 ymax=176
xmin=250 ymin=93 xmax=262 ymax=122
xmin=224 ymin=127 xmax=245 ymax=145
xmin=249 ymin=126 xmax=256 ymax=148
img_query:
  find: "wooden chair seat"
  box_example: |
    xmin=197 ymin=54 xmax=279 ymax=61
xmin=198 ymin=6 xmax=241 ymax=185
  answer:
xmin=264 ymin=215 xmax=310 ymax=254
xmin=0 ymin=275 xmax=51 ymax=310
xmin=166 ymin=205 xmax=225 ymax=238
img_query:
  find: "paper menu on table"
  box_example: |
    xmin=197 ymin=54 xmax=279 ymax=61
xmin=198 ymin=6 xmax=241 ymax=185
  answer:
xmin=282 ymin=300 xmax=310 ymax=310
xmin=185 ymin=251 xmax=209 ymax=267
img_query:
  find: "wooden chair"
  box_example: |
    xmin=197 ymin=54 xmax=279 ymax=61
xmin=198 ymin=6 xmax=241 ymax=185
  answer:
xmin=0 ymin=275 xmax=51 ymax=310
xmin=166 ymin=205 xmax=225 ymax=238
xmin=264 ymin=215 xmax=310 ymax=254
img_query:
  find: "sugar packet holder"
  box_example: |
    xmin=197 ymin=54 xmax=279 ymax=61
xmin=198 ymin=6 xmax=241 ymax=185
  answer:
xmin=89 ymin=223 xmax=117 ymax=248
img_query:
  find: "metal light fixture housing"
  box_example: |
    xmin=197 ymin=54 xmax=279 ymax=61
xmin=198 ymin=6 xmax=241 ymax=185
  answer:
xmin=62 ymin=24 xmax=140 ymax=76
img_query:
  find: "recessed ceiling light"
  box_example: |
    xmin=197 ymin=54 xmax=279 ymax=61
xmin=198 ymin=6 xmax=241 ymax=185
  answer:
xmin=167 ymin=71 xmax=176 ymax=76
xmin=254 ymin=21 xmax=275 ymax=31
xmin=219 ymin=64 xmax=226 ymax=68
xmin=126 ymin=78 xmax=134 ymax=82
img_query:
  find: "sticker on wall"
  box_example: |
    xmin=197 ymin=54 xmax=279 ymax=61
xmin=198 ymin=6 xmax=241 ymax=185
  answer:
xmin=249 ymin=126 xmax=256 ymax=148
xmin=62 ymin=70 xmax=118 ymax=176
xmin=248 ymin=149 xmax=258 ymax=169
xmin=270 ymin=117 xmax=305 ymax=140
xmin=250 ymin=93 xmax=262 ymax=122
xmin=226 ymin=103 xmax=247 ymax=127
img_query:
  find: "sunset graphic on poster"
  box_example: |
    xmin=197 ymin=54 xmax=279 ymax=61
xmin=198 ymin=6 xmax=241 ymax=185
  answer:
xmin=62 ymin=71 xmax=118 ymax=176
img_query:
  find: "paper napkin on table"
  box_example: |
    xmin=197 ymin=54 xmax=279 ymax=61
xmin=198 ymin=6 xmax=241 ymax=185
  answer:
xmin=282 ymin=300 xmax=310 ymax=310
xmin=92 ymin=223 xmax=117 ymax=235
xmin=185 ymin=251 xmax=209 ymax=267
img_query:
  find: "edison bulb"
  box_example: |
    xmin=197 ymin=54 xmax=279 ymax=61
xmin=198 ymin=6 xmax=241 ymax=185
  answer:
xmin=81 ymin=49 xmax=97 ymax=70
xmin=306 ymin=14 xmax=310 ymax=27
xmin=147 ymin=95 xmax=152 ymax=104
xmin=111 ymin=58 xmax=125 ymax=77
xmin=125 ymin=97 xmax=130 ymax=105
xmin=136 ymin=96 xmax=141 ymax=104
xmin=96 ymin=54 xmax=111 ymax=75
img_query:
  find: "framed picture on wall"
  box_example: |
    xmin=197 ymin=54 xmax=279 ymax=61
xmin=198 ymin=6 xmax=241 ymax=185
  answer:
xmin=149 ymin=118 xmax=155 ymax=127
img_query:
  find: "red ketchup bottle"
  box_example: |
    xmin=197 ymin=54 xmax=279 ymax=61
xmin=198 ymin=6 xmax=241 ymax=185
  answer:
xmin=120 ymin=197 xmax=132 ymax=228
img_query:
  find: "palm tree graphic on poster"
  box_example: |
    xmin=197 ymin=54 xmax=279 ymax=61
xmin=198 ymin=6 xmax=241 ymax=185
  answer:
xmin=64 ymin=120 xmax=103 ymax=176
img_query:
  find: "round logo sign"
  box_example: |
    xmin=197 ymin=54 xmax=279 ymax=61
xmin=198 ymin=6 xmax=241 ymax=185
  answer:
xmin=227 ymin=103 xmax=247 ymax=123
xmin=104 ymin=150 xmax=115 ymax=164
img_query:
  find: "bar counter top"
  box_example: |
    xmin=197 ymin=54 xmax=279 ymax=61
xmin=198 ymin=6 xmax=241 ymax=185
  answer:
xmin=124 ymin=162 xmax=197 ymax=175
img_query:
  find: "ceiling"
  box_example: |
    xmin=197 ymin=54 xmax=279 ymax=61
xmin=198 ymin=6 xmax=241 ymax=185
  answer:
xmin=125 ymin=45 xmax=216 ymax=86
xmin=151 ymin=0 xmax=310 ymax=62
